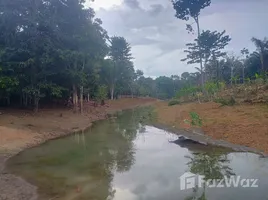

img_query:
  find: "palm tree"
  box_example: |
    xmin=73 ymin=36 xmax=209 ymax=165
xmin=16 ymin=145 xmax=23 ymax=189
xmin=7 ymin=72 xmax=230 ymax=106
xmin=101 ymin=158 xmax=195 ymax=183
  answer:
xmin=251 ymin=37 xmax=268 ymax=73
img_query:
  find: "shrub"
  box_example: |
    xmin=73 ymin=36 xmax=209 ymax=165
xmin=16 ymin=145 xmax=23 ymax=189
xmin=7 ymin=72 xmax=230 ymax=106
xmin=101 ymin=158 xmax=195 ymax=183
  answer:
xmin=96 ymin=85 xmax=108 ymax=105
xmin=189 ymin=112 xmax=202 ymax=126
xmin=214 ymin=96 xmax=236 ymax=106
xmin=168 ymin=99 xmax=180 ymax=106
xmin=204 ymin=82 xmax=218 ymax=95
xmin=176 ymin=86 xmax=202 ymax=102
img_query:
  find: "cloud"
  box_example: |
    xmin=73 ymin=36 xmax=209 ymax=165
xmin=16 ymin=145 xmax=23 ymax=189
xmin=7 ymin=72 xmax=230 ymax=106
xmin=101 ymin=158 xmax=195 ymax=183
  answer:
xmin=124 ymin=0 xmax=140 ymax=9
xmin=90 ymin=0 xmax=268 ymax=77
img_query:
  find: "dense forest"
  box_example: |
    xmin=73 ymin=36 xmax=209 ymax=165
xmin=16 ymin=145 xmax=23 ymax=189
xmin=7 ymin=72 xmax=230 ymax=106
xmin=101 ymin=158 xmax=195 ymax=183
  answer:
xmin=0 ymin=0 xmax=267 ymax=112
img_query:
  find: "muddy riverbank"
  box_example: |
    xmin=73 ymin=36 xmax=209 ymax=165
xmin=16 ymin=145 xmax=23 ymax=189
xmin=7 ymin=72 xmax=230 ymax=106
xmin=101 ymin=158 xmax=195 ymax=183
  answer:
xmin=154 ymin=101 xmax=268 ymax=155
xmin=0 ymin=98 xmax=156 ymax=200
xmin=5 ymin=107 xmax=268 ymax=200
xmin=1 ymin=99 xmax=268 ymax=199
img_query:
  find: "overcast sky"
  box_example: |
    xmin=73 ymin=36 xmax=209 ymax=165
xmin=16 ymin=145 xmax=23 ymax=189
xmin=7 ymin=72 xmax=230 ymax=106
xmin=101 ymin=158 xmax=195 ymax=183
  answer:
xmin=86 ymin=0 xmax=268 ymax=78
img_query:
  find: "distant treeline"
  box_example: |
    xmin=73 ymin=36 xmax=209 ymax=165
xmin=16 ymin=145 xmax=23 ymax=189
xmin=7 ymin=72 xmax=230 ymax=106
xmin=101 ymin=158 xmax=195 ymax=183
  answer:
xmin=0 ymin=0 xmax=267 ymax=112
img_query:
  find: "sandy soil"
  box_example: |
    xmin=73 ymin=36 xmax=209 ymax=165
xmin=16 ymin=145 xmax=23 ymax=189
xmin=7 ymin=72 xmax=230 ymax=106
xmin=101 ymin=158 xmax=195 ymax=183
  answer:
xmin=154 ymin=101 xmax=268 ymax=154
xmin=0 ymin=98 xmax=156 ymax=200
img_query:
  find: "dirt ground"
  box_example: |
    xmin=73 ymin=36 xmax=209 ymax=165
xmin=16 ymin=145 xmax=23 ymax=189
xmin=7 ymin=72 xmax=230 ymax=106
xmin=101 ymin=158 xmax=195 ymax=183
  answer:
xmin=0 ymin=98 xmax=156 ymax=155
xmin=154 ymin=101 xmax=268 ymax=154
xmin=2 ymin=98 xmax=268 ymax=199
xmin=0 ymin=98 xmax=156 ymax=200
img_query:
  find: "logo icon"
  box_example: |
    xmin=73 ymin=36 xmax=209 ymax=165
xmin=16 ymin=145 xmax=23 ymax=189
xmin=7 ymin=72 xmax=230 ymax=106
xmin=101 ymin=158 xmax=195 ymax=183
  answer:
xmin=179 ymin=172 xmax=199 ymax=190
xmin=179 ymin=172 xmax=259 ymax=190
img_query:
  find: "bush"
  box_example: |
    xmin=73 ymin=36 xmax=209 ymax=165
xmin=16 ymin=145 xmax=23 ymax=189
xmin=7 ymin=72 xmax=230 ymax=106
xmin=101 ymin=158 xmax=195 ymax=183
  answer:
xmin=96 ymin=85 xmax=108 ymax=105
xmin=176 ymin=86 xmax=202 ymax=102
xmin=189 ymin=112 xmax=202 ymax=126
xmin=214 ymin=96 xmax=236 ymax=106
xmin=168 ymin=99 xmax=180 ymax=106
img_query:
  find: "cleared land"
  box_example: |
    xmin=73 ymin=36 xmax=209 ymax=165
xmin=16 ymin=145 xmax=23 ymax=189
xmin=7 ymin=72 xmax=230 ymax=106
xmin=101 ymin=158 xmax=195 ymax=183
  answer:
xmin=154 ymin=101 xmax=268 ymax=154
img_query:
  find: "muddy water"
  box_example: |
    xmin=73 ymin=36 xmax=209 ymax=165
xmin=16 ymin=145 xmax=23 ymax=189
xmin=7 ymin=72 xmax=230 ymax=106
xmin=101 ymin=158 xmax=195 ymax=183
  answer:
xmin=6 ymin=107 xmax=268 ymax=200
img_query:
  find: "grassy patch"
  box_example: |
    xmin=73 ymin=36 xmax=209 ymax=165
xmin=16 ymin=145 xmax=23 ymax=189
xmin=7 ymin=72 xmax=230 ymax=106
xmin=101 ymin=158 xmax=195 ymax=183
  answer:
xmin=214 ymin=97 xmax=236 ymax=106
xmin=189 ymin=112 xmax=202 ymax=126
xmin=168 ymin=99 xmax=180 ymax=106
xmin=184 ymin=112 xmax=203 ymax=127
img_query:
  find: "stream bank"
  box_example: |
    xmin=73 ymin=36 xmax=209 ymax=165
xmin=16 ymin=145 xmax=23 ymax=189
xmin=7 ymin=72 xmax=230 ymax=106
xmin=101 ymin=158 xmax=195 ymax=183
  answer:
xmin=154 ymin=101 xmax=268 ymax=155
xmin=1 ymin=99 xmax=268 ymax=199
xmin=0 ymin=98 xmax=156 ymax=200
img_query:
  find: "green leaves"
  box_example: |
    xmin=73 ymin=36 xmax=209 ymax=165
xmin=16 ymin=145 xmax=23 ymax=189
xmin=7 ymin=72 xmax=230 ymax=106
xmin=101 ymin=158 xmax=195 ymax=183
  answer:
xmin=182 ymin=30 xmax=231 ymax=65
xmin=0 ymin=0 xmax=110 ymax=109
xmin=0 ymin=76 xmax=19 ymax=90
xmin=95 ymin=85 xmax=108 ymax=103
xmin=189 ymin=112 xmax=202 ymax=127
xmin=172 ymin=0 xmax=211 ymax=21
xmin=107 ymin=36 xmax=134 ymax=99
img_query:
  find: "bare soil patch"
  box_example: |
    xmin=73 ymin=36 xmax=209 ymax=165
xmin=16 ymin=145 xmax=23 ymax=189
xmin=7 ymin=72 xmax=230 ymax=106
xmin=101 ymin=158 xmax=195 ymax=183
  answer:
xmin=154 ymin=101 xmax=268 ymax=154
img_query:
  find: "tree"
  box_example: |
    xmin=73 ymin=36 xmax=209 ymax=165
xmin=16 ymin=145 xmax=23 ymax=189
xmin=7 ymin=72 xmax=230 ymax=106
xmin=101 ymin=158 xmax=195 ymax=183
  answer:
xmin=172 ymin=0 xmax=211 ymax=86
xmin=182 ymin=30 xmax=231 ymax=83
xmin=240 ymin=48 xmax=250 ymax=83
xmin=0 ymin=0 xmax=108 ymax=112
xmin=251 ymin=37 xmax=268 ymax=73
xmin=155 ymin=76 xmax=176 ymax=99
xmin=109 ymin=36 xmax=134 ymax=99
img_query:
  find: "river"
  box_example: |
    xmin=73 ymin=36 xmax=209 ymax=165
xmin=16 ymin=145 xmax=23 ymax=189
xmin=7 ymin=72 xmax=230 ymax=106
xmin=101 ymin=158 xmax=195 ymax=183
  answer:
xmin=6 ymin=107 xmax=268 ymax=200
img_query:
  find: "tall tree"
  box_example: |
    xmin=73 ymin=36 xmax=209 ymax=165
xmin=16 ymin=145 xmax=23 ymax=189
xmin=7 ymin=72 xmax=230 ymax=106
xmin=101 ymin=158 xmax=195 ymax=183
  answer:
xmin=251 ymin=37 xmax=268 ymax=73
xmin=0 ymin=0 xmax=108 ymax=111
xmin=172 ymin=0 xmax=211 ymax=86
xmin=109 ymin=36 xmax=133 ymax=100
xmin=182 ymin=30 xmax=231 ymax=83
xmin=240 ymin=48 xmax=249 ymax=83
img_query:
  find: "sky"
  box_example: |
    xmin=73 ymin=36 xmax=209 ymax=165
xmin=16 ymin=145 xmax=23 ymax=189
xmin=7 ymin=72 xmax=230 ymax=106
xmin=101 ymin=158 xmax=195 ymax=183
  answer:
xmin=86 ymin=0 xmax=268 ymax=78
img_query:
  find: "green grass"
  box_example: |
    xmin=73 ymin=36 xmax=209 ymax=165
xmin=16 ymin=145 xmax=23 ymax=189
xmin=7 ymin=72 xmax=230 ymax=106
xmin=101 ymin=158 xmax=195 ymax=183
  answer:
xmin=168 ymin=99 xmax=180 ymax=106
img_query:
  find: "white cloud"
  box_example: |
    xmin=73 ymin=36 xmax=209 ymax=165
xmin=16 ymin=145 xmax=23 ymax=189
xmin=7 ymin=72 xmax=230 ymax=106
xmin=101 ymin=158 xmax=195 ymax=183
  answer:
xmin=86 ymin=0 xmax=123 ymax=10
xmin=91 ymin=0 xmax=268 ymax=77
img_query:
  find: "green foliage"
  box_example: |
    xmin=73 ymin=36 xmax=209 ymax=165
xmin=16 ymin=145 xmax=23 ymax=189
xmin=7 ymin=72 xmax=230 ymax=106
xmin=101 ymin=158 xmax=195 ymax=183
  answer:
xmin=176 ymin=86 xmax=201 ymax=98
xmin=214 ymin=97 xmax=236 ymax=106
xmin=189 ymin=112 xmax=202 ymax=127
xmin=0 ymin=0 xmax=267 ymax=111
xmin=204 ymin=82 xmax=218 ymax=94
xmin=0 ymin=0 xmax=139 ymax=109
xmin=172 ymin=0 xmax=211 ymax=22
xmin=96 ymin=85 xmax=108 ymax=104
xmin=251 ymin=37 xmax=268 ymax=72
xmin=168 ymin=99 xmax=181 ymax=106
xmin=182 ymin=30 xmax=231 ymax=65
xmin=107 ymin=37 xmax=134 ymax=99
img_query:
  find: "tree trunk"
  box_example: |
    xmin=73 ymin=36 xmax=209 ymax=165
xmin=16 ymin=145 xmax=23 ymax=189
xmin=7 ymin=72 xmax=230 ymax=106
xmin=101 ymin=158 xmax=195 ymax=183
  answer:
xmin=7 ymin=97 xmax=10 ymax=106
xmin=80 ymin=86 xmax=83 ymax=114
xmin=195 ymin=16 xmax=204 ymax=87
xmin=110 ymin=85 xmax=114 ymax=100
xmin=73 ymin=84 xmax=78 ymax=112
xmin=231 ymin=64 xmax=234 ymax=86
xmin=87 ymin=93 xmax=89 ymax=102
xmin=34 ymin=95 xmax=39 ymax=113
xmin=216 ymin=58 xmax=219 ymax=88
xmin=242 ymin=65 xmax=245 ymax=84
xmin=20 ymin=94 xmax=23 ymax=107
xmin=129 ymin=83 xmax=134 ymax=98
xmin=23 ymin=93 xmax=27 ymax=107
xmin=260 ymin=52 xmax=264 ymax=73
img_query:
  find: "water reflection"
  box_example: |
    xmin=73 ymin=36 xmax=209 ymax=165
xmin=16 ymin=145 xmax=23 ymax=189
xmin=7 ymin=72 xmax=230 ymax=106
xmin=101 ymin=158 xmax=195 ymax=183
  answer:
xmin=186 ymin=152 xmax=235 ymax=180
xmin=184 ymin=152 xmax=235 ymax=200
xmin=6 ymin=107 xmax=268 ymax=200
